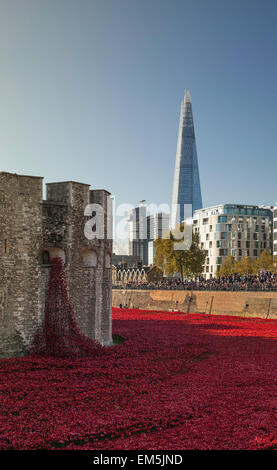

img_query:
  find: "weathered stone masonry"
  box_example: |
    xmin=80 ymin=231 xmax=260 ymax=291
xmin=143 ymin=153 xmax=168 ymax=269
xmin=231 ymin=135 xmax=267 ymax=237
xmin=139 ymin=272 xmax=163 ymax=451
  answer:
xmin=0 ymin=172 xmax=113 ymax=357
xmin=112 ymin=289 xmax=277 ymax=319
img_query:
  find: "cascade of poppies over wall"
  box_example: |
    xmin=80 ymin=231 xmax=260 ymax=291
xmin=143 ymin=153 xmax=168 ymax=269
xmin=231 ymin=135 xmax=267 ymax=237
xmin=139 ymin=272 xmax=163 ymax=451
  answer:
xmin=29 ymin=257 xmax=102 ymax=357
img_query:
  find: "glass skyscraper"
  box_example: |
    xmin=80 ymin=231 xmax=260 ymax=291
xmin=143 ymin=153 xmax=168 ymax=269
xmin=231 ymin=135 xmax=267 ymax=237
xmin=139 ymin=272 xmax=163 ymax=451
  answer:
xmin=171 ymin=90 xmax=202 ymax=225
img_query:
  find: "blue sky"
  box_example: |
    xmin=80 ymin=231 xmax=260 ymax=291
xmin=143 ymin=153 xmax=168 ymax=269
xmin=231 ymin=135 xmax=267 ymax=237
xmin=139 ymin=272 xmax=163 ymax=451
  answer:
xmin=0 ymin=0 xmax=277 ymax=216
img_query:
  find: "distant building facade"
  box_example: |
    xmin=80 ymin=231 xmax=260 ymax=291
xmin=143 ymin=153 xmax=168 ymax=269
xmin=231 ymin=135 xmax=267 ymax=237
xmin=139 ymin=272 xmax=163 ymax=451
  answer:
xmin=112 ymin=266 xmax=149 ymax=286
xmin=147 ymin=212 xmax=170 ymax=265
xmin=147 ymin=212 xmax=170 ymax=240
xmin=193 ymin=204 xmax=273 ymax=278
xmin=112 ymin=253 xmax=141 ymax=269
xmin=112 ymin=265 xmax=163 ymax=287
xmin=171 ymin=90 xmax=202 ymax=225
xmin=128 ymin=202 xmax=148 ymax=265
xmin=128 ymin=202 xmax=169 ymax=266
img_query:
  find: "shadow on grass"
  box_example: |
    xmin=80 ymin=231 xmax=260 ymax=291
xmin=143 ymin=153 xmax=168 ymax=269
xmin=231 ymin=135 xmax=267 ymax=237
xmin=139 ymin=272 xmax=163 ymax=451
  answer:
xmin=112 ymin=334 xmax=126 ymax=345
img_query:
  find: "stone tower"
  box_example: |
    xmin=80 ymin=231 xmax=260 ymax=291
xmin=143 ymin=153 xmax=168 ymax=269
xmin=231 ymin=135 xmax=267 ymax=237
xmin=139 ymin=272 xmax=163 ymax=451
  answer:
xmin=0 ymin=172 xmax=113 ymax=358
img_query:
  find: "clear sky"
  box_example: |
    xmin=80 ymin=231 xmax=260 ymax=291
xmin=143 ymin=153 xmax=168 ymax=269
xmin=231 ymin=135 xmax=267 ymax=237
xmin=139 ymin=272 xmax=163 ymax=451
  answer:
xmin=0 ymin=0 xmax=277 ymax=215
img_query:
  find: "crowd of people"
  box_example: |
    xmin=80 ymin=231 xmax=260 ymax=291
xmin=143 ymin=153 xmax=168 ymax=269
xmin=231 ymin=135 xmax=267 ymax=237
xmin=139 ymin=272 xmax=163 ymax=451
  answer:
xmin=113 ymin=272 xmax=277 ymax=291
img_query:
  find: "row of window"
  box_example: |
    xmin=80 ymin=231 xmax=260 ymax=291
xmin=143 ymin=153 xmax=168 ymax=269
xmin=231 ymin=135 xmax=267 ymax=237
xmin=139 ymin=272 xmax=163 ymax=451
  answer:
xmin=216 ymin=224 xmax=266 ymax=232
xmin=216 ymin=240 xmax=267 ymax=249
xmin=223 ymin=207 xmax=271 ymax=217
xmin=194 ymin=225 xmax=270 ymax=235
xmin=219 ymin=215 xmax=268 ymax=224
xmin=214 ymin=232 xmax=267 ymax=240
xmin=201 ymin=240 xmax=268 ymax=250
xmin=217 ymin=246 xmax=265 ymax=256
xmin=215 ymin=250 xmax=262 ymax=264
xmin=197 ymin=215 xmax=270 ymax=226
xmin=213 ymin=224 xmax=265 ymax=232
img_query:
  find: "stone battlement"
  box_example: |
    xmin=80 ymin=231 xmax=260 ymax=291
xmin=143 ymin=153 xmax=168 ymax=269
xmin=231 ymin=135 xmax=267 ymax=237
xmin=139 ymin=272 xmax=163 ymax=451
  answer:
xmin=0 ymin=172 xmax=113 ymax=357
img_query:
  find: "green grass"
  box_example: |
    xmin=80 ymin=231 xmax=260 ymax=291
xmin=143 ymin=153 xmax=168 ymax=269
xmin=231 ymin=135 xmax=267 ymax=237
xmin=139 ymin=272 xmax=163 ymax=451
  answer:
xmin=112 ymin=334 xmax=126 ymax=345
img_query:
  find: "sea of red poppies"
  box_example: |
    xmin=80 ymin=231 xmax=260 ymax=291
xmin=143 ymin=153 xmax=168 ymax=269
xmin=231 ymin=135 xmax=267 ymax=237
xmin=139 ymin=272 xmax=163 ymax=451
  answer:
xmin=0 ymin=308 xmax=277 ymax=450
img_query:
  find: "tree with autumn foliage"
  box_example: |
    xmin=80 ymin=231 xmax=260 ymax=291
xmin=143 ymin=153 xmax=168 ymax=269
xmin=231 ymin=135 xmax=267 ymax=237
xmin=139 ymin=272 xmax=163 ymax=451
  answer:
xmin=233 ymin=256 xmax=254 ymax=275
xmin=253 ymin=250 xmax=275 ymax=274
xmin=218 ymin=250 xmax=277 ymax=277
xmin=218 ymin=256 xmax=236 ymax=277
xmin=154 ymin=222 xmax=206 ymax=280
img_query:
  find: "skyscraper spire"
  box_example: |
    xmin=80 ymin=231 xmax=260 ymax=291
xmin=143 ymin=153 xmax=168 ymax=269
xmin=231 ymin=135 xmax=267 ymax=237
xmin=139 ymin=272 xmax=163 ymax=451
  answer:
xmin=184 ymin=89 xmax=191 ymax=102
xmin=171 ymin=90 xmax=202 ymax=226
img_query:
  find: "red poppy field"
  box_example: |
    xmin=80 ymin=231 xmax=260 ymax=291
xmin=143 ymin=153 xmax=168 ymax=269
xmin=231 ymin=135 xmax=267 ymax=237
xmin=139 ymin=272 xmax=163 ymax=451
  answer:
xmin=0 ymin=308 xmax=277 ymax=450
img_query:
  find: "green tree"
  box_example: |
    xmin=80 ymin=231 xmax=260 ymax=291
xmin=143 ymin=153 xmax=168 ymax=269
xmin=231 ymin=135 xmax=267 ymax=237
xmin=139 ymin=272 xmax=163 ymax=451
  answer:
xmin=186 ymin=232 xmax=206 ymax=279
xmin=154 ymin=233 xmax=176 ymax=277
xmin=154 ymin=223 xmax=206 ymax=280
xmin=218 ymin=256 xmax=236 ymax=277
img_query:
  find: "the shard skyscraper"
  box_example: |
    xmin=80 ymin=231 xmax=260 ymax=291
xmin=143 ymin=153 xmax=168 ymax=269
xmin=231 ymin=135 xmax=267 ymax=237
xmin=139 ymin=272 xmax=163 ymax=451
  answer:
xmin=171 ymin=90 xmax=202 ymax=226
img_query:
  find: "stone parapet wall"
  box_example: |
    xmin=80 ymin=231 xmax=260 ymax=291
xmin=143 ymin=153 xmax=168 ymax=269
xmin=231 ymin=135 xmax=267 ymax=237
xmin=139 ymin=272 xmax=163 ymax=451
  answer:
xmin=112 ymin=289 xmax=277 ymax=319
xmin=0 ymin=172 xmax=113 ymax=358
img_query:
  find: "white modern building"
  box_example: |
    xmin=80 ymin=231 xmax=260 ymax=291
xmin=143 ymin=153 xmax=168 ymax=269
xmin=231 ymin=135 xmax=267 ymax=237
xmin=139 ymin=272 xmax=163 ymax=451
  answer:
xmin=193 ymin=204 xmax=273 ymax=278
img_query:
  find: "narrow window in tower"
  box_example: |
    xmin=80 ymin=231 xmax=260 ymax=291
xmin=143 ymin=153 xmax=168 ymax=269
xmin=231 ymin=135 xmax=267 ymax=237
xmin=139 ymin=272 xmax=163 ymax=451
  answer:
xmin=4 ymin=239 xmax=8 ymax=255
xmin=42 ymin=250 xmax=50 ymax=265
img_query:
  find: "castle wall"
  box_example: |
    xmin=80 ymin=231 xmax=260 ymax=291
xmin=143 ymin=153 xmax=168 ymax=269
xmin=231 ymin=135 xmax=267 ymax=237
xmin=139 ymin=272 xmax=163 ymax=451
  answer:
xmin=0 ymin=172 xmax=113 ymax=357
xmin=90 ymin=190 xmax=113 ymax=345
xmin=112 ymin=289 xmax=277 ymax=319
xmin=0 ymin=173 xmax=43 ymax=356
xmin=42 ymin=182 xmax=113 ymax=345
